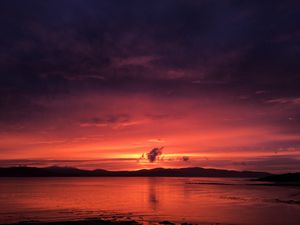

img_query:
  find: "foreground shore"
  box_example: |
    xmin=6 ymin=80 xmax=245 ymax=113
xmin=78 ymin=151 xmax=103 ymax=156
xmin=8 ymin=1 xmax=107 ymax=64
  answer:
xmin=0 ymin=218 xmax=229 ymax=225
xmin=0 ymin=219 xmax=142 ymax=225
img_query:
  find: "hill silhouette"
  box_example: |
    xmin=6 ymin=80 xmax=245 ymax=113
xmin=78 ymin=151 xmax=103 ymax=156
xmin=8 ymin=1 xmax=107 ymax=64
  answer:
xmin=257 ymin=173 xmax=300 ymax=183
xmin=0 ymin=166 xmax=271 ymax=178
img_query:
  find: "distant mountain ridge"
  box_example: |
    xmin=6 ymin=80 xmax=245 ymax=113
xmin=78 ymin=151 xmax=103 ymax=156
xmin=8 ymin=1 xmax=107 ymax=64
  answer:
xmin=0 ymin=166 xmax=271 ymax=178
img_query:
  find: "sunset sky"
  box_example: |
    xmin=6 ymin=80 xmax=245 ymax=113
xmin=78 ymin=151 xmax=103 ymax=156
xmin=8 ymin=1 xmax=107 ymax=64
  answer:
xmin=0 ymin=1 xmax=299 ymax=173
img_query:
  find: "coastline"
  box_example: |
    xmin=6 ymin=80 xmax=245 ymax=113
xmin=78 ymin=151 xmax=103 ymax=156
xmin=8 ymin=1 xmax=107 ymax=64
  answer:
xmin=0 ymin=218 xmax=235 ymax=225
xmin=0 ymin=219 xmax=142 ymax=225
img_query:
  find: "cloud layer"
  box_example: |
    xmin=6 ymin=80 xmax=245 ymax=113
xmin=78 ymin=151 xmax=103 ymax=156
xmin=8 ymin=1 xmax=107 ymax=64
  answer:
xmin=0 ymin=1 xmax=299 ymax=172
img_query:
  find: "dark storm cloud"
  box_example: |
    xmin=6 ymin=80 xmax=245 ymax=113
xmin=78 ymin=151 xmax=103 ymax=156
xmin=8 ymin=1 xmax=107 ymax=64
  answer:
xmin=1 ymin=0 xmax=299 ymax=92
xmin=147 ymin=147 xmax=163 ymax=163
xmin=0 ymin=1 xmax=299 ymax=138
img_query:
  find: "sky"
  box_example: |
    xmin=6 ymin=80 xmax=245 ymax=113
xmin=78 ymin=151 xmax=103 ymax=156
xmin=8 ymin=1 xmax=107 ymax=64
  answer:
xmin=0 ymin=0 xmax=300 ymax=173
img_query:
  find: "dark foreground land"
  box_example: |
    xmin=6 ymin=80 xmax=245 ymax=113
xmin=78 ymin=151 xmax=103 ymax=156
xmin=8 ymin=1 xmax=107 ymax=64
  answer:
xmin=256 ymin=173 xmax=300 ymax=183
xmin=0 ymin=219 xmax=142 ymax=225
xmin=0 ymin=219 xmax=222 ymax=225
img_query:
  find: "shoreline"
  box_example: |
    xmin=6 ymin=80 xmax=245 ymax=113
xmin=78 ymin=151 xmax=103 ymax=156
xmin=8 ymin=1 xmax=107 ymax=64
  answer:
xmin=0 ymin=219 xmax=142 ymax=225
xmin=0 ymin=217 xmax=236 ymax=225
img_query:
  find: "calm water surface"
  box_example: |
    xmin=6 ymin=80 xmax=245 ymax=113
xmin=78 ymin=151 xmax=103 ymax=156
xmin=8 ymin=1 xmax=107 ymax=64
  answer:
xmin=0 ymin=177 xmax=299 ymax=225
